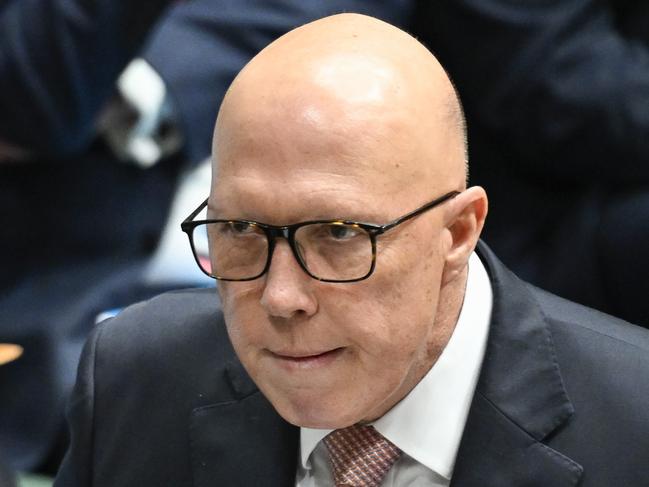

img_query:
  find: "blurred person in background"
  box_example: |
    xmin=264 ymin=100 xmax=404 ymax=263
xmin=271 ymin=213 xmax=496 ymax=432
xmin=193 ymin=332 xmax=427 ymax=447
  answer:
xmin=0 ymin=0 xmax=413 ymax=476
xmin=414 ymin=0 xmax=649 ymax=327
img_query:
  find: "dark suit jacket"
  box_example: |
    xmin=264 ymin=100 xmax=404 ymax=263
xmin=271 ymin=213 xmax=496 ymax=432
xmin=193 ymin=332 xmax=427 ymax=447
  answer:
xmin=54 ymin=243 xmax=649 ymax=486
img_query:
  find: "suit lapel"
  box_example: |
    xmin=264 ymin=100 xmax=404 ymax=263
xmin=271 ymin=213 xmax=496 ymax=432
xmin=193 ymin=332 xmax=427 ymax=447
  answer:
xmin=451 ymin=393 xmax=582 ymax=487
xmin=189 ymin=359 xmax=299 ymax=487
xmin=451 ymin=243 xmax=583 ymax=486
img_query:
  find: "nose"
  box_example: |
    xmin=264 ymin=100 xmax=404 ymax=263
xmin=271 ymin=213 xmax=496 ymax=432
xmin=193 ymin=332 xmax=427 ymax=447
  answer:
xmin=259 ymin=239 xmax=318 ymax=319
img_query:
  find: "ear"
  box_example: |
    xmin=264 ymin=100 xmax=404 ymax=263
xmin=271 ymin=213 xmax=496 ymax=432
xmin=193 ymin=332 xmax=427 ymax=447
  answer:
xmin=441 ymin=186 xmax=488 ymax=285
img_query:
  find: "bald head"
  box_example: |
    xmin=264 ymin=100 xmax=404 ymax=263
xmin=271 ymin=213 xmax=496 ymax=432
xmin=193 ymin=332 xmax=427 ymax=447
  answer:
xmin=213 ymin=13 xmax=467 ymax=193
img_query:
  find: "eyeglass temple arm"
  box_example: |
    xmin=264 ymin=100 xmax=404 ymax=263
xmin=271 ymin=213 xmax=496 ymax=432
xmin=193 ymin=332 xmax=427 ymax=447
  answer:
xmin=181 ymin=198 xmax=209 ymax=227
xmin=378 ymin=191 xmax=460 ymax=233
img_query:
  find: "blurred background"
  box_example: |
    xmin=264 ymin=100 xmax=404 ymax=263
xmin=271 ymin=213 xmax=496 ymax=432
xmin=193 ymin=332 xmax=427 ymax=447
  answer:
xmin=1 ymin=0 xmax=647 ymax=484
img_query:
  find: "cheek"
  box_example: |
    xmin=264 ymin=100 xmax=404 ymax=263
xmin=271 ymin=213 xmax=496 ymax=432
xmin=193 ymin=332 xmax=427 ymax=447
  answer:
xmin=376 ymin=232 xmax=444 ymax=306
xmin=218 ymin=282 xmax=265 ymax=350
xmin=348 ymin=239 xmax=444 ymax=355
xmin=219 ymin=281 xmax=262 ymax=313
xmin=335 ymin=274 xmax=438 ymax=356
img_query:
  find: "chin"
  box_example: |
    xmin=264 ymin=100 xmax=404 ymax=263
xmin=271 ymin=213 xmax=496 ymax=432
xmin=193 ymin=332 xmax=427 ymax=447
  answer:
xmin=268 ymin=390 xmax=364 ymax=429
xmin=281 ymin=409 xmax=358 ymax=430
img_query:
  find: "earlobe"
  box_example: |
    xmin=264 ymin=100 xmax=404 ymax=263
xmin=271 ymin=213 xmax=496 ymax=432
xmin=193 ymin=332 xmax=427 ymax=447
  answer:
xmin=442 ymin=187 xmax=488 ymax=283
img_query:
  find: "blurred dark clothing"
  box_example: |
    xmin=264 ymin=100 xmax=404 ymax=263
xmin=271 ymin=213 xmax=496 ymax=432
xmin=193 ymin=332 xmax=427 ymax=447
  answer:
xmin=415 ymin=0 xmax=649 ymax=326
xmin=0 ymin=0 xmax=414 ymax=473
xmin=1 ymin=145 xmax=178 ymax=290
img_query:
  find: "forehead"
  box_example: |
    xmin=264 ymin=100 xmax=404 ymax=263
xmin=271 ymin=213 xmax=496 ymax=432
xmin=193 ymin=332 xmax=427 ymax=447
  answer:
xmin=211 ymin=152 xmax=414 ymax=224
xmin=211 ymin=108 xmax=435 ymax=222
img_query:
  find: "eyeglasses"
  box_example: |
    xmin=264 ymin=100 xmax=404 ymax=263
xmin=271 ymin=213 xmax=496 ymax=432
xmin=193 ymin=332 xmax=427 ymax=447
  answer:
xmin=181 ymin=190 xmax=460 ymax=283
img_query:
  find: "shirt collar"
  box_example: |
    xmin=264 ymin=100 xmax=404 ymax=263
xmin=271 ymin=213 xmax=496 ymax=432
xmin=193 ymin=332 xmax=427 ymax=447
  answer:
xmin=299 ymin=252 xmax=493 ymax=479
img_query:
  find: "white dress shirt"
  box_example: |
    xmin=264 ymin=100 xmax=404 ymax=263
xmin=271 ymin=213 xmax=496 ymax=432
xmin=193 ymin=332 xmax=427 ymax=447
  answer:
xmin=296 ymin=252 xmax=493 ymax=486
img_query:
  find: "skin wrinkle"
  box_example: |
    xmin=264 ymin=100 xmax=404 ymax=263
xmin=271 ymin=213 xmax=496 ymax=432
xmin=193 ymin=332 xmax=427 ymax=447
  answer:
xmin=210 ymin=13 xmax=487 ymax=429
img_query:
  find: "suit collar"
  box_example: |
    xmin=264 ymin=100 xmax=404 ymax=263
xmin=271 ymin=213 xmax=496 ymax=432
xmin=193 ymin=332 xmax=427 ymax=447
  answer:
xmin=451 ymin=242 xmax=582 ymax=486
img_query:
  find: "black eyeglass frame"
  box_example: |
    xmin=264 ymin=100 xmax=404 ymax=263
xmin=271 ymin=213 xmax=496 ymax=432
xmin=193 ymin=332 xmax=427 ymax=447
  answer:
xmin=181 ymin=190 xmax=460 ymax=283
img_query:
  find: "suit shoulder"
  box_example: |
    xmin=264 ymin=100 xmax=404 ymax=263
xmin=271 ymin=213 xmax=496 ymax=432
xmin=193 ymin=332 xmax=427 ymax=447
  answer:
xmin=529 ymin=284 xmax=649 ymax=353
xmin=90 ymin=288 xmax=240 ymax=403
xmin=96 ymin=287 xmax=227 ymax=353
xmin=65 ymin=293 xmax=250 ymax=485
xmin=529 ymin=285 xmax=649 ymax=478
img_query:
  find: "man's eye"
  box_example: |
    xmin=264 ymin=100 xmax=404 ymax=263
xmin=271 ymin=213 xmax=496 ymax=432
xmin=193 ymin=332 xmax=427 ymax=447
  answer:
xmin=325 ymin=224 xmax=362 ymax=240
xmin=226 ymin=221 xmax=256 ymax=235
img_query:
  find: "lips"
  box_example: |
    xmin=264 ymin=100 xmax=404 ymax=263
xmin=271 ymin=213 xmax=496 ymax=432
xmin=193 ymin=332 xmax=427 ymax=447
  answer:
xmin=270 ymin=347 xmax=344 ymax=369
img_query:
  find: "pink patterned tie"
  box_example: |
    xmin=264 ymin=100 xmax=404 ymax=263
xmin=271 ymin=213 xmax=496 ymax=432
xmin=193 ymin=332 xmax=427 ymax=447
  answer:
xmin=324 ymin=424 xmax=402 ymax=487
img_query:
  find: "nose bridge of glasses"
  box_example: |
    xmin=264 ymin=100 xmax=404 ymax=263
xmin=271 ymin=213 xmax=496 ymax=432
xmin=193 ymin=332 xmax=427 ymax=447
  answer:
xmin=266 ymin=225 xmax=291 ymax=240
xmin=265 ymin=225 xmax=306 ymax=271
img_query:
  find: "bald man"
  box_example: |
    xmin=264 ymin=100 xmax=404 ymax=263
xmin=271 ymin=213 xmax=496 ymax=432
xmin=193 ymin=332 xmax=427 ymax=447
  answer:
xmin=55 ymin=14 xmax=649 ymax=487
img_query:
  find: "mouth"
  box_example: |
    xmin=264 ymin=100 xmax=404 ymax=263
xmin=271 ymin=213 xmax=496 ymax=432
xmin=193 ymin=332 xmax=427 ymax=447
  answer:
xmin=269 ymin=347 xmax=345 ymax=369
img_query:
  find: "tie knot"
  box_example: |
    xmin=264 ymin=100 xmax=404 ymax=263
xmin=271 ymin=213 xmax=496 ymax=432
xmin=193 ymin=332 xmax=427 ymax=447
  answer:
xmin=324 ymin=424 xmax=402 ymax=487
